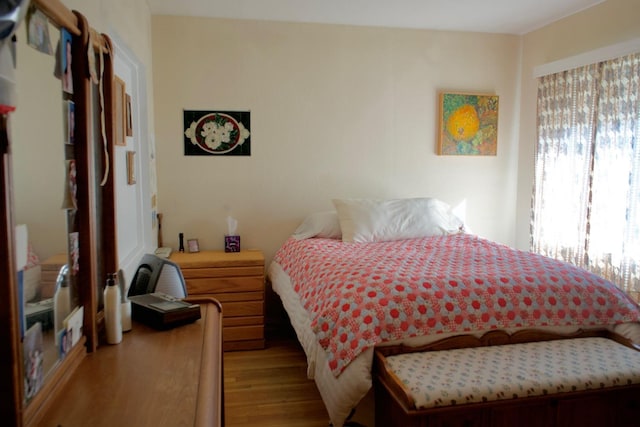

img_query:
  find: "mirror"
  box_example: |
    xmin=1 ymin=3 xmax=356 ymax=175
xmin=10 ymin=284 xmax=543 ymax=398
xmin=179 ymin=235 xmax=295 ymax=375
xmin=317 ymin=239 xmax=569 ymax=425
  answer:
xmin=12 ymin=19 xmax=76 ymax=391
xmin=0 ymin=3 xmax=117 ymax=422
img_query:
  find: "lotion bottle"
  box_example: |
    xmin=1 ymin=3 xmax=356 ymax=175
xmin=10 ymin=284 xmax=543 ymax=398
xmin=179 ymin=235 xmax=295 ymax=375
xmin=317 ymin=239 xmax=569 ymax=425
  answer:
xmin=53 ymin=264 xmax=71 ymax=345
xmin=104 ymin=273 xmax=122 ymax=344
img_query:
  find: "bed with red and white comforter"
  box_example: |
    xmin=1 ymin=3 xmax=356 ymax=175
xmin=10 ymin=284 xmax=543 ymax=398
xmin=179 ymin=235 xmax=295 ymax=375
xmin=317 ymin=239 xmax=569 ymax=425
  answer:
xmin=268 ymin=233 xmax=640 ymax=427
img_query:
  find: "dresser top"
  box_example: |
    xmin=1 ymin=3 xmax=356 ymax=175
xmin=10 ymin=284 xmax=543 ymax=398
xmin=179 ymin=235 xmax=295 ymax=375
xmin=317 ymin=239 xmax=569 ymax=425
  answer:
xmin=36 ymin=301 xmax=223 ymax=426
xmin=170 ymin=249 xmax=264 ymax=268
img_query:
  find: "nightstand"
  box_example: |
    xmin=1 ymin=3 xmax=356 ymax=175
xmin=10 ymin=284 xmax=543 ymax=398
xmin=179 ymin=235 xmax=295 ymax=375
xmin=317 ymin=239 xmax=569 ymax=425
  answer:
xmin=170 ymin=249 xmax=265 ymax=350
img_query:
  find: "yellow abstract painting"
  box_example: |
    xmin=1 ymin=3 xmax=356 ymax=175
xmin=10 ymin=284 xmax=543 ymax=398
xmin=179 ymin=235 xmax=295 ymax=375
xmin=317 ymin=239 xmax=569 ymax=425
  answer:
xmin=438 ymin=92 xmax=499 ymax=155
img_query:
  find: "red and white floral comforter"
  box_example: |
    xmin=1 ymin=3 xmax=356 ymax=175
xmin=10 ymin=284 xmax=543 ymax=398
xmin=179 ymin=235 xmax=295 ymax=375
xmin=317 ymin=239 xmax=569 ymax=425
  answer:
xmin=273 ymin=234 xmax=640 ymax=376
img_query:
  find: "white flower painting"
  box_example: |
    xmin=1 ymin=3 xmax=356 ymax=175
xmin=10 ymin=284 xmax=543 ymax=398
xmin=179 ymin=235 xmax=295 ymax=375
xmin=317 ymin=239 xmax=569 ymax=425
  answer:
xmin=183 ymin=110 xmax=251 ymax=156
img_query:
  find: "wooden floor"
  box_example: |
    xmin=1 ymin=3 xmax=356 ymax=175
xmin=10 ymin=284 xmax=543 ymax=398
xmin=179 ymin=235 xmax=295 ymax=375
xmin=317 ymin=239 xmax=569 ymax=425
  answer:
xmin=223 ymin=292 xmax=375 ymax=427
xmin=224 ymin=321 xmax=375 ymax=427
xmin=223 ymin=333 xmax=374 ymax=427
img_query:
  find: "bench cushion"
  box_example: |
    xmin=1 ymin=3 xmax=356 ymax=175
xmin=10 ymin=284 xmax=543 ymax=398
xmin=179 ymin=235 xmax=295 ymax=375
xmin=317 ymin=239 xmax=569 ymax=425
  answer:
xmin=383 ymin=337 xmax=640 ymax=409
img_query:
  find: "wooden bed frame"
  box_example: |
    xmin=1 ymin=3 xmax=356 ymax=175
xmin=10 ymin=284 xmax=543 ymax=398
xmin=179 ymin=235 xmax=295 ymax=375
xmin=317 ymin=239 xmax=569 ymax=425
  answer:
xmin=373 ymin=329 xmax=640 ymax=427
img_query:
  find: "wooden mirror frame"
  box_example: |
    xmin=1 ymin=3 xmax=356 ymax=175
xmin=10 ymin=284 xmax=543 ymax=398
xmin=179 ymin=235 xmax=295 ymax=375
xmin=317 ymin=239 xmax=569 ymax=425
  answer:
xmin=0 ymin=1 xmax=117 ymax=425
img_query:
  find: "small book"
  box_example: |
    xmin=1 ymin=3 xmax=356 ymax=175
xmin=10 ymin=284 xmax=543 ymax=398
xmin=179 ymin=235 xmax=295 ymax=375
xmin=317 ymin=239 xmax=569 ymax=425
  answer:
xmin=129 ymin=293 xmax=201 ymax=330
xmin=154 ymin=247 xmax=172 ymax=258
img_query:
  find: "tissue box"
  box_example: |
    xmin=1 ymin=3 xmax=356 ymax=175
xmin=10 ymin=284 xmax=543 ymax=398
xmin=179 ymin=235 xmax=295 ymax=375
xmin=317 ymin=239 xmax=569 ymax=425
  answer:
xmin=224 ymin=235 xmax=240 ymax=253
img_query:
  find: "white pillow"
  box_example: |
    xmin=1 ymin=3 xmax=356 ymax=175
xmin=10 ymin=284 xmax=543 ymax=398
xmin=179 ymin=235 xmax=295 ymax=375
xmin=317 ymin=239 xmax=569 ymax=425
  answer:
xmin=292 ymin=211 xmax=342 ymax=240
xmin=332 ymin=197 xmax=463 ymax=243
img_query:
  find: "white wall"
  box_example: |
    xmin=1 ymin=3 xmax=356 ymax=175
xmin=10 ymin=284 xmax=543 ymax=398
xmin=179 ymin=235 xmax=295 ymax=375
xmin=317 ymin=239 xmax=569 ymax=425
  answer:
xmin=151 ymin=17 xmax=521 ymax=264
xmin=12 ymin=25 xmax=67 ymax=261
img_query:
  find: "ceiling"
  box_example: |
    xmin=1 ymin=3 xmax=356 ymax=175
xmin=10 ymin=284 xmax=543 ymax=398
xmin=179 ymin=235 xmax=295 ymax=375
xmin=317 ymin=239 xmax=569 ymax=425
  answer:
xmin=147 ymin=0 xmax=605 ymax=35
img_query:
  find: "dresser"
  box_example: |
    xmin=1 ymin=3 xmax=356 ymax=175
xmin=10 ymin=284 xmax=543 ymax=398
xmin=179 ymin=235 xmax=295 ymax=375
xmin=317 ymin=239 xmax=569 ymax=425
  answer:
xmin=34 ymin=300 xmax=223 ymax=427
xmin=171 ymin=250 xmax=265 ymax=350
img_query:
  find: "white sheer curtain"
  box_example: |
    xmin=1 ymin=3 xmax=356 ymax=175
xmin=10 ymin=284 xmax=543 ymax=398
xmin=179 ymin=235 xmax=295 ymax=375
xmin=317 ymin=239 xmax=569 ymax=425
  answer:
xmin=532 ymin=52 xmax=640 ymax=302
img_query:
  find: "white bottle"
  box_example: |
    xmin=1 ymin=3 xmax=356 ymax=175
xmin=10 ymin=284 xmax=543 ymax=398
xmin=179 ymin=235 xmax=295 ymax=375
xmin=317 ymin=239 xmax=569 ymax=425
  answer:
xmin=54 ymin=265 xmax=71 ymax=346
xmin=104 ymin=273 xmax=122 ymax=344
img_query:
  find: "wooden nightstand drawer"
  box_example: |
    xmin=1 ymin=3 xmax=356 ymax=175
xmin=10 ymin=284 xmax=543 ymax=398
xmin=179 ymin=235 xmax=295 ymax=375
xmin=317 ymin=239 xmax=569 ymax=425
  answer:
xmin=222 ymin=300 xmax=264 ymax=317
xmin=224 ymin=325 xmax=264 ymax=342
xmin=207 ymin=291 xmax=264 ymax=303
xmin=181 ymin=266 xmax=264 ymax=279
xmin=185 ymin=276 xmax=264 ymax=294
xmin=171 ymin=250 xmax=264 ymax=268
xmin=224 ymin=315 xmax=263 ymax=327
xmin=171 ymin=250 xmax=266 ymax=351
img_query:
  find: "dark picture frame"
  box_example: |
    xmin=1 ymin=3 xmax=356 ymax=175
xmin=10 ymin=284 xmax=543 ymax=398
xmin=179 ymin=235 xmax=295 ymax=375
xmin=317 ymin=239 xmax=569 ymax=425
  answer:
xmin=125 ymin=93 xmax=133 ymax=136
xmin=183 ymin=110 xmax=251 ymax=156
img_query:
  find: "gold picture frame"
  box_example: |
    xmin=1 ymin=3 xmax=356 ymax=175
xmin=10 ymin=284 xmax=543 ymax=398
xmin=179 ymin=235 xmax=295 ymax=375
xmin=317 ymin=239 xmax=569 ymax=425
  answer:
xmin=126 ymin=150 xmax=136 ymax=185
xmin=114 ymin=76 xmax=126 ymax=146
xmin=437 ymin=92 xmax=499 ymax=156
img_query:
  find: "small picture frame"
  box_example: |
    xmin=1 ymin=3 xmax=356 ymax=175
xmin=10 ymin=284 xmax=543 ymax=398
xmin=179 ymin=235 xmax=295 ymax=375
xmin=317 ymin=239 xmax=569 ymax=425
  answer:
xmin=66 ymin=100 xmax=75 ymax=144
xmin=114 ymin=76 xmax=126 ymax=146
xmin=23 ymin=323 xmax=44 ymax=401
xmin=61 ymin=159 xmax=77 ymax=210
xmin=60 ymin=28 xmax=73 ymax=95
xmin=125 ymin=93 xmax=133 ymax=136
xmin=68 ymin=231 xmax=79 ymax=275
xmin=27 ymin=8 xmax=53 ymax=55
xmin=126 ymin=150 xmax=136 ymax=185
xmin=187 ymin=239 xmax=200 ymax=253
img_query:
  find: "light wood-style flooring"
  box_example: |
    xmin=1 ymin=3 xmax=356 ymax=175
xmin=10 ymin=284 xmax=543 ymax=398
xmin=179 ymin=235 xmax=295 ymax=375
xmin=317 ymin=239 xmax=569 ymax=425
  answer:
xmin=223 ymin=333 xmax=374 ymax=427
xmin=224 ymin=335 xmax=330 ymax=426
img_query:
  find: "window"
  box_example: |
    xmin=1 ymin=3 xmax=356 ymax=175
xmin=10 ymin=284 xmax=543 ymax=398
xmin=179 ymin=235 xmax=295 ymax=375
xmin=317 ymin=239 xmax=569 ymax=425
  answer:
xmin=532 ymin=52 xmax=640 ymax=302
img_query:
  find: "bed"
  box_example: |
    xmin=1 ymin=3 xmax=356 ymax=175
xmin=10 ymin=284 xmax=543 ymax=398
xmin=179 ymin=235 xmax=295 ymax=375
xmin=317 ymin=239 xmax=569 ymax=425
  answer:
xmin=267 ymin=198 xmax=640 ymax=427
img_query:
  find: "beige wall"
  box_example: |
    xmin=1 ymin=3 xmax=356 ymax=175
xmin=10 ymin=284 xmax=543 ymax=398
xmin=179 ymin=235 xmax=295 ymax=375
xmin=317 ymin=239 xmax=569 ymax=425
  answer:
xmin=60 ymin=0 xmax=153 ymax=80
xmin=13 ymin=28 xmax=67 ymax=260
xmin=19 ymin=1 xmax=638 ymax=267
xmin=152 ymin=17 xmax=521 ymax=263
xmin=11 ymin=0 xmax=154 ymax=264
xmin=515 ymin=0 xmax=640 ymax=249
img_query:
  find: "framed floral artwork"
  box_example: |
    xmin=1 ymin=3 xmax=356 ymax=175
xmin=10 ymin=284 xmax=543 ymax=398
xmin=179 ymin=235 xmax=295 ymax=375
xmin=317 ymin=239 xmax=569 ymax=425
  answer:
xmin=437 ymin=92 xmax=499 ymax=156
xmin=183 ymin=110 xmax=251 ymax=156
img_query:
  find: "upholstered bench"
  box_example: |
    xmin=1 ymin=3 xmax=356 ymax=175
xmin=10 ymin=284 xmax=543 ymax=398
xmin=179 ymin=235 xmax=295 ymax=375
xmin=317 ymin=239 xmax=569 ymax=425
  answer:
xmin=374 ymin=333 xmax=640 ymax=427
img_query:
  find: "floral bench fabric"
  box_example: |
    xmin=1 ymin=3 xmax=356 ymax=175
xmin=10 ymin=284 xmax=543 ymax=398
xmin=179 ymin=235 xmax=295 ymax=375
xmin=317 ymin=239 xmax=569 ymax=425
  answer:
xmin=384 ymin=337 xmax=640 ymax=409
